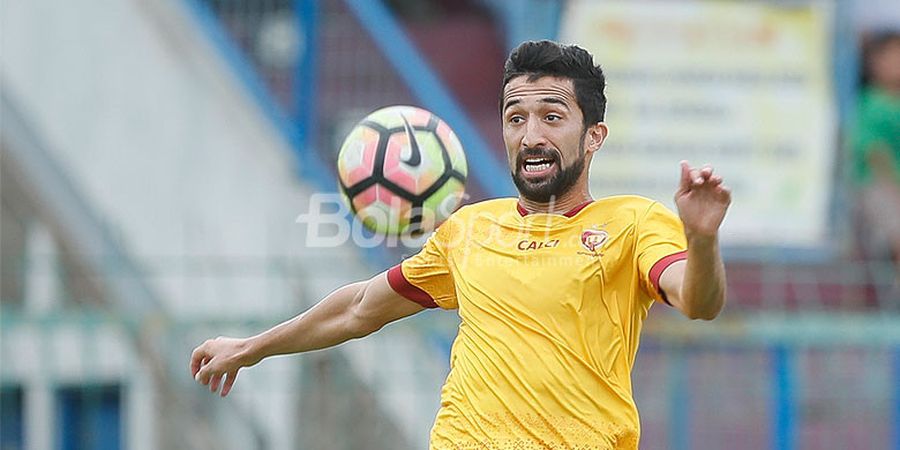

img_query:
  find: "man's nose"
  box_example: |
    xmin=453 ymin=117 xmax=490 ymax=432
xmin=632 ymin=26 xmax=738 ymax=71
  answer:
xmin=521 ymin=119 xmax=548 ymax=149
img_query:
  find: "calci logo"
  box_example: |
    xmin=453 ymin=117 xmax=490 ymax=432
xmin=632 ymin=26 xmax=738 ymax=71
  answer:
xmin=580 ymin=229 xmax=609 ymax=254
xmin=518 ymin=239 xmax=560 ymax=251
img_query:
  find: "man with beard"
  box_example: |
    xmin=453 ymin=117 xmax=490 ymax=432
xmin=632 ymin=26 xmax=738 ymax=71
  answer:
xmin=191 ymin=40 xmax=730 ymax=449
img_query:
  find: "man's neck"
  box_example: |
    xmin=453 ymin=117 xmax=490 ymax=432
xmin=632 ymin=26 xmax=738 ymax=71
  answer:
xmin=518 ymin=189 xmax=593 ymax=215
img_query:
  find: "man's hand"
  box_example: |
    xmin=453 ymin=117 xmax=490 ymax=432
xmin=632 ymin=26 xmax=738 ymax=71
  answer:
xmin=674 ymin=161 xmax=731 ymax=238
xmin=660 ymin=161 xmax=731 ymax=319
xmin=190 ymin=336 xmax=261 ymax=397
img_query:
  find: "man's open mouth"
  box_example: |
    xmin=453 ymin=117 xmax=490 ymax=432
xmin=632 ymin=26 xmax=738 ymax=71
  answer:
xmin=524 ymin=157 xmax=555 ymax=172
xmin=520 ymin=155 xmax=559 ymax=178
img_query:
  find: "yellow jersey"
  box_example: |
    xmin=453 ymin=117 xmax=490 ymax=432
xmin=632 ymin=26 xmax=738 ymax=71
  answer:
xmin=387 ymin=196 xmax=687 ymax=449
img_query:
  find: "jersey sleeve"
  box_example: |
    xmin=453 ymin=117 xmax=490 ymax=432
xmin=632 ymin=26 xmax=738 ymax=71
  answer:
xmin=636 ymin=202 xmax=688 ymax=305
xmin=386 ymin=219 xmax=458 ymax=310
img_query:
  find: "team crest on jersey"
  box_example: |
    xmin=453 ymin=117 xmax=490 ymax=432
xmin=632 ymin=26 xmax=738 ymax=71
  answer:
xmin=580 ymin=229 xmax=608 ymax=255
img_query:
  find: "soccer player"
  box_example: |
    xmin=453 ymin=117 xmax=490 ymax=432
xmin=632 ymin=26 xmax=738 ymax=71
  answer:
xmin=191 ymin=40 xmax=730 ymax=449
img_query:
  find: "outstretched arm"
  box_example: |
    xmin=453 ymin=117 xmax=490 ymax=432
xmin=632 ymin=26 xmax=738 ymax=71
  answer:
xmin=190 ymin=271 xmax=424 ymax=396
xmin=659 ymin=161 xmax=731 ymax=320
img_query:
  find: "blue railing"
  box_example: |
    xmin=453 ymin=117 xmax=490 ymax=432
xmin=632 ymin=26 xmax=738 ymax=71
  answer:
xmin=771 ymin=344 xmax=797 ymax=450
xmin=180 ymin=0 xmax=334 ymax=191
xmin=895 ymin=349 xmax=900 ymax=450
xmin=629 ymin=318 xmax=900 ymax=450
xmin=342 ymin=0 xmax=513 ymax=198
xmin=183 ymin=0 xmax=513 ymax=198
xmin=429 ymin=320 xmax=900 ymax=449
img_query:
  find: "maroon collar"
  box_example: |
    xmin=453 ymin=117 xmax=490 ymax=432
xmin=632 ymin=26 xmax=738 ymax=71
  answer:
xmin=516 ymin=200 xmax=593 ymax=218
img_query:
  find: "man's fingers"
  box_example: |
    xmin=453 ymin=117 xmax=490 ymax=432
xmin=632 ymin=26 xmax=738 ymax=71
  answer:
xmin=200 ymin=356 xmax=211 ymax=376
xmin=679 ymin=161 xmax=692 ymax=189
xmin=690 ymin=168 xmax=703 ymax=185
xmin=210 ymin=374 xmax=223 ymax=393
xmin=195 ymin=366 xmax=208 ymax=385
xmin=196 ymin=358 xmax=214 ymax=385
xmin=190 ymin=346 xmax=208 ymax=377
xmin=221 ymin=370 xmax=239 ymax=397
xmin=700 ymin=165 xmax=714 ymax=180
xmin=190 ymin=355 xmax=201 ymax=377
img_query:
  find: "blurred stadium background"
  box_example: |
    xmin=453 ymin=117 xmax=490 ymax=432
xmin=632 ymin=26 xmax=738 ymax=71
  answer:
xmin=1 ymin=0 xmax=899 ymax=449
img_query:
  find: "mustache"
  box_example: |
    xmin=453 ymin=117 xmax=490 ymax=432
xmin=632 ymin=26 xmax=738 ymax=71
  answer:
xmin=515 ymin=147 xmax=561 ymax=167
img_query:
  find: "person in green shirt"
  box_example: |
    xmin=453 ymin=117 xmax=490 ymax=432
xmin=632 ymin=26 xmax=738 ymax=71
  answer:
xmin=852 ymin=31 xmax=900 ymax=287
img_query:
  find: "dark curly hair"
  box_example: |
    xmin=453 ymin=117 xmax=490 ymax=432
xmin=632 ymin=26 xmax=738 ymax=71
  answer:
xmin=500 ymin=40 xmax=607 ymax=128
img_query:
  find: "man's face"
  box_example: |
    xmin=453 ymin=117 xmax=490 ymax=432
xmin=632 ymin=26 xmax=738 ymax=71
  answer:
xmin=501 ymin=76 xmax=602 ymax=203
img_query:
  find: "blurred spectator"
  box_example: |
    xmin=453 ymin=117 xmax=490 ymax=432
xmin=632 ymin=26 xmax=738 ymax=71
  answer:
xmin=851 ymin=31 xmax=900 ymax=288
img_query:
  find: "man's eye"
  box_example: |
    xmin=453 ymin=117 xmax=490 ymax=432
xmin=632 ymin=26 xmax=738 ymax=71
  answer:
xmin=509 ymin=116 xmax=524 ymax=124
xmin=546 ymin=114 xmax=561 ymax=121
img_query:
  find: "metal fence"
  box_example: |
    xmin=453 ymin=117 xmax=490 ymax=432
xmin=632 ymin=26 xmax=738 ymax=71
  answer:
xmin=3 ymin=248 xmax=899 ymax=449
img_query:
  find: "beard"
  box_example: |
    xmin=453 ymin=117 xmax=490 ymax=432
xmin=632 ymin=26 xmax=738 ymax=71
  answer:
xmin=512 ymin=145 xmax=586 ymax=204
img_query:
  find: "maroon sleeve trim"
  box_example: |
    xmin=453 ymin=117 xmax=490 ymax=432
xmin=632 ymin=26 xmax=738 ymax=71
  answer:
xmin=649 ymin=251 xmax=688 ymax=306
xmin=387 ymin=264 xmax=439 ymax=308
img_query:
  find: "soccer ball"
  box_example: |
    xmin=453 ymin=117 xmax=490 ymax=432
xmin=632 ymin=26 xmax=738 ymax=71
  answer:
xmin=337 ymin=105 xmax=468 ymax=235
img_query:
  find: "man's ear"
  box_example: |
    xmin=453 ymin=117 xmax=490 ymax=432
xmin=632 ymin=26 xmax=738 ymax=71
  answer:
xmin=585 ymin=122 xmax=608 ymax=154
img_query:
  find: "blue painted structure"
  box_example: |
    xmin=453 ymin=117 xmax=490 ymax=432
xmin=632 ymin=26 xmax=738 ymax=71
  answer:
xmin=342 ymin=0 xmax=513 ymax=199
xmin=0 ymin=386 xmax=24 ymax=450
xmin=772 ymin=345 xmax=797 ymax=450
xmin=180 ymin=0 xmax=334 ymax=190
xmin=668 ymin=347 xmax=691 ymax=450
xmin=57 ymin=385 xmax=121 ymax=450
xmin=895 ymin=348 xmax=900 ymax=450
